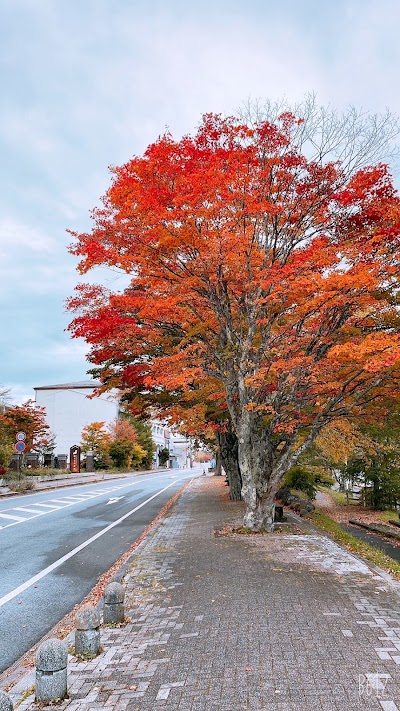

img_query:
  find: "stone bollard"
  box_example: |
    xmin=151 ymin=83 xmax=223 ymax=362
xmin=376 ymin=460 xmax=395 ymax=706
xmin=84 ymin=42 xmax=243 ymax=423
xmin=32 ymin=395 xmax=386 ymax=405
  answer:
xmin=75 ymin=605 xmax=101 ymax=657
xmin=103 ymin=581 xmax=125 ymax=624
xmin=0 ymin=690 xmax=13 ymax=711
xmin=35 ymin=638 xmax=68 ymax=703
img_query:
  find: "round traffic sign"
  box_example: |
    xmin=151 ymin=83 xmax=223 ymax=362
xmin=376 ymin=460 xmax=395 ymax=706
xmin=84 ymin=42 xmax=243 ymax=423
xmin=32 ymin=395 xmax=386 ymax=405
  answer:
xmin=16 ymin=431 xmax=26 ymax=441
xmin=15 ymin=441 xmax=26 ymax=453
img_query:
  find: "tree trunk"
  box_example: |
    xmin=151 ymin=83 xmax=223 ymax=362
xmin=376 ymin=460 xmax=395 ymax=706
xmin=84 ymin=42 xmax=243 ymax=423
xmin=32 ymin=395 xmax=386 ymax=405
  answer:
xmin=215 ymin=449 xmax=222 ymax=476
xmin=237 ymin=411 xmax=277 ymax=531
xmin=219 ymin=430 xmax=242 ymax=501
xmin=228 ymin=383 xmax=313 ymax=531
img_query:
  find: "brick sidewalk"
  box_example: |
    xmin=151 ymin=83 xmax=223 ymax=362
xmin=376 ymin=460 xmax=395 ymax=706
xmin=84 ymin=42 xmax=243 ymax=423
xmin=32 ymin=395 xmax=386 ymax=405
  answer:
xmin=8 ymin=477 xmax=400 ymax=710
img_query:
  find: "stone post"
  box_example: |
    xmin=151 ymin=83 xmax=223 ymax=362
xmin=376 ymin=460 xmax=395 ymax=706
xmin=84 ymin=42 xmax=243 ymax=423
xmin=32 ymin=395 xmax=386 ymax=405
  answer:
xmin=0 ymin=691 xmax=13 ymax=711
xmin=35 ymin=639 xmax=68 ymax=703
xmin=75 ymin=605 xmax=101 ymax=657
xmin=103 ymin=582 xmax=125 ymax=624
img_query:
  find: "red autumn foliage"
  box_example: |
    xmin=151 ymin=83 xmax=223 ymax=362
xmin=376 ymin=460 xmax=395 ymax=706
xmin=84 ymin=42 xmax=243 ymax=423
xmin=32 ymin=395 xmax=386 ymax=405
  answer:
xmin=67 ymin=112 xmax=400 ymax=529
xmin=0 ymin=400 xmax=50 ymax=453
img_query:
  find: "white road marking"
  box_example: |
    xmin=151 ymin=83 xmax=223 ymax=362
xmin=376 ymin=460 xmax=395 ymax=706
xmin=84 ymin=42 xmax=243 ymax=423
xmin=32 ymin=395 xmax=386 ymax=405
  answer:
xmin=106 ymin=497 xmax=124 ymax=505
xmin=50 ymin=496 xmax=84 ymax=501
xmin=13 ymin=507 xmax=47 ymax=514
xmin=0 ymin=512 xmax=27 ymax=522
xmin=29 ymin=503 xmax=62 ymax=509
xmin=0 ymin=472 xmax=194 ymax=531
xmin=0 ymin=478 xmax=183 ymax=608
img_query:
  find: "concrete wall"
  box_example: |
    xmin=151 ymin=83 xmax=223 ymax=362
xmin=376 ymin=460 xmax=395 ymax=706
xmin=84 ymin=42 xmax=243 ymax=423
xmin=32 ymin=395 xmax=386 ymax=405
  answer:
xmin=35 ymin=386 xmax=119 ymax=455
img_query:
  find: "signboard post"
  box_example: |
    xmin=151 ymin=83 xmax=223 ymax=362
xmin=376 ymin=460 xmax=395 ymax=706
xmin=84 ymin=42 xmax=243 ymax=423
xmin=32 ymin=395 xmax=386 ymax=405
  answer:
xmin=69 ymin=446 xmax=81 ymax=474
xmin=15 ymin=432 xmax=26 ymax=480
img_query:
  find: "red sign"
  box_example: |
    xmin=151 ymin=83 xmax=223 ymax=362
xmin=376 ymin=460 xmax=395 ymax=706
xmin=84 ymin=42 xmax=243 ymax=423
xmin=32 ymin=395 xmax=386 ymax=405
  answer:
xmin=15 ymin=441 xmax=26 ymax=453
xmin=70 ymin=446 xmax=81 ymax=473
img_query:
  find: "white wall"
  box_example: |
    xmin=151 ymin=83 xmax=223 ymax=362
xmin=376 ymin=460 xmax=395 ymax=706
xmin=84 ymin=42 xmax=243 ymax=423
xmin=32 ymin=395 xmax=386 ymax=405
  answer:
xmin=35 ymin=386 xmax=119 ymax=455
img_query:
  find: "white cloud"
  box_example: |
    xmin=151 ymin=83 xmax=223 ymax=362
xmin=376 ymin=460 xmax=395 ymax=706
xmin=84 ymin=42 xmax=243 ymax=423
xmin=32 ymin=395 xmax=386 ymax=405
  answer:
xmin=0 ymin=218 xmax=56 ymax=253
xmin=1 ymin=0 xmax=400 ymax=401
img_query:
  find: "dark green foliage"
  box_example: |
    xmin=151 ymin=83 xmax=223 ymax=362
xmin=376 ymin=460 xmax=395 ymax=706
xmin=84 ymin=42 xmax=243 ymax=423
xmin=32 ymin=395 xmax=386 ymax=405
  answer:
xmin=94 ymin=447 xmax=113 ymax=470
xmin=158 ymin=447 xmax=170 ymax=466
xmin=126 ymin=416 xmax=154 ymax=469
xmin=344 ymin=456 xmax=400 ymax=511
xmin=283 ymin=466 xmax=317 ymax=499
xmin=109 ymin=438 xmax=134 ymax=468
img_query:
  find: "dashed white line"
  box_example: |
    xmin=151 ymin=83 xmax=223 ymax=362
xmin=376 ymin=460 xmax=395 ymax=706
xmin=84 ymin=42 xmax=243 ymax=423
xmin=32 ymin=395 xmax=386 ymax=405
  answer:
xmin=0 ymin=512 xmax=27 ymax=521
xmin=0 ymin=473 xmax=193 ymax=531
xmin=13 ymin=507 xmax=46 ymax=514
xmin=0 ymin=478 xmax=182 ymax=608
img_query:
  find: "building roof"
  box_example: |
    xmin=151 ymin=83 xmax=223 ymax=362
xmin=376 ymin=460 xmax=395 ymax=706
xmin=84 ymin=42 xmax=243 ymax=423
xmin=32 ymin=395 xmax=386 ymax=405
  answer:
xmin=34 ymin=381 xmax=102 ymax=391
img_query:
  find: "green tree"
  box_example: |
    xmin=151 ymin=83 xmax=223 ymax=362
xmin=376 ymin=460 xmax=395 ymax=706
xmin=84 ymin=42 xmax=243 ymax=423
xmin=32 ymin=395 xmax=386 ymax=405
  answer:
xmin=127 ymin=417 xmax=154 ymax=469
xmin=109 ymin=438 xmax=134 ymax=468
xmin=81 ymin=421 xmax=112 ymax=469
xmin=158 ymin=447 xmax=170 ymax=467
xmin=0 ymin=426 xmax=13 ymax=473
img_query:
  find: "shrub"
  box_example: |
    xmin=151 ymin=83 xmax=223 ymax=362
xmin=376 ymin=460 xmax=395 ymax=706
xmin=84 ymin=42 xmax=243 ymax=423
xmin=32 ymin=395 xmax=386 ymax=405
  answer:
xmin=4 ymin=475 xmax=35 ymax=493
xmin=283 ymin=466 xmax=316 ymax=499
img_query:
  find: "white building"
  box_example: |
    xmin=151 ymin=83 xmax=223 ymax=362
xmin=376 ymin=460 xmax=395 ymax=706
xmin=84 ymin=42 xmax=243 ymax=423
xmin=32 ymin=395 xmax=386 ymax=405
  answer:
xmin=149 ymin=421 xmax=191 ymax=468
xmin=34 ymin=380 xmax=192 ymax=468
xmin=34 ymin=381 xmax=119 ymax=455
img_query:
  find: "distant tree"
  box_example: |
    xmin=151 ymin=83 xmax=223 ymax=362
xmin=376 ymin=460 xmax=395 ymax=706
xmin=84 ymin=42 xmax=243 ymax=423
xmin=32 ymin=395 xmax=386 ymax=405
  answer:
xmin=108 ymin=418 xmax=146 ymax=469
xmin=108 ymin=438 xmax=134 ymax=468
xmin=0 ymin=426 xmax=13 ymax=473
xmin=108 ymin=437 xmax=146 ymax=469
xmin=0 ymin=400 xmax=50 ymax=455
xmin=33 ymin=431 xmax=57 ymax=465
xmin=126 ymin=416 xmax=154 ymax=469
xmin=158 ymin=447 xmax=170 ymax=467
xmin=341 ymin=414 xmax=400 ymax=510
xmin=108 ymin=418 xmax=138 ymax=445
xmin=81 ymin=421 xmax=112 ymax=469
xmin=0 ymin=385 xmax=11 ymax=414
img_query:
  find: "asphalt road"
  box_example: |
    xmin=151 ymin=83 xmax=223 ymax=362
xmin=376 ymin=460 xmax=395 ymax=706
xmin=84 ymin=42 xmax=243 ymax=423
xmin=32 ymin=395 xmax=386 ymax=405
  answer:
xmin=0 ymin=468 xmax=198 ymax=673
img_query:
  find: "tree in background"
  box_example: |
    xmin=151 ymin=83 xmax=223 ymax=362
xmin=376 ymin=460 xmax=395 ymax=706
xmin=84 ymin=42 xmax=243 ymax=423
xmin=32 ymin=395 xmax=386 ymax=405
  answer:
xmin=339 ymin=412 xmax=400 ymax=510
xmin=68 ymin=109 xmax=400 ymax=530
xmin=0 ymin=385 xmax=11 ymax=414
xmin=81 ymin=421 xmax=112 ymax=469
xmin=126 ymin=416 xmax=154 ymax=469
xmin=158 ymin=447 xmax=170 ymax=467
xmin=33 ymin=431 xmax=57 ymax=466
xmin=0 ymin=426 xmax=13 ymax=474
xmin=108 ymin=418 xmax=146 ymax=469
xmin=0 ymin=400 xmax=50 ymax=456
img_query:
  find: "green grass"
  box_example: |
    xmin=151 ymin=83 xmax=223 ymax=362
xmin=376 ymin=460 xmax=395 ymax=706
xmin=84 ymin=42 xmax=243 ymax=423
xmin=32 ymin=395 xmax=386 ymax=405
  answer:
xmin=327 ymin=489 xmax=348 ymax=505
xmin=377 ymin=509 xmax=400 ymax=523
xmin=311 ymin=510 xmax=400 ymax=581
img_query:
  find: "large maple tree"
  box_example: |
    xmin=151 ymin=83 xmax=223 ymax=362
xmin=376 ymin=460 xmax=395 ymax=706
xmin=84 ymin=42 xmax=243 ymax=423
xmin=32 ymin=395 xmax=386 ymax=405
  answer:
xmin=68 ymin=112 xmax=400 ymax=530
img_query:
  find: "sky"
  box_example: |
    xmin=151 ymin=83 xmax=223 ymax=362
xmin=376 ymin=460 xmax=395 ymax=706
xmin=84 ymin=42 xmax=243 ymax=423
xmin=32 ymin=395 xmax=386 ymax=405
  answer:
xmin=1 ymin=0 xmax=400 ymax=405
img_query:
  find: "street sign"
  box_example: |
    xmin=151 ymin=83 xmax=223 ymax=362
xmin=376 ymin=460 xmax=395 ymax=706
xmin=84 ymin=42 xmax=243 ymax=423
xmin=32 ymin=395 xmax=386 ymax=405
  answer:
xmin=15 ymin=441 xmax=26 ymax=453
xmin=16 ymin=431 xmax=26 ymax=441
